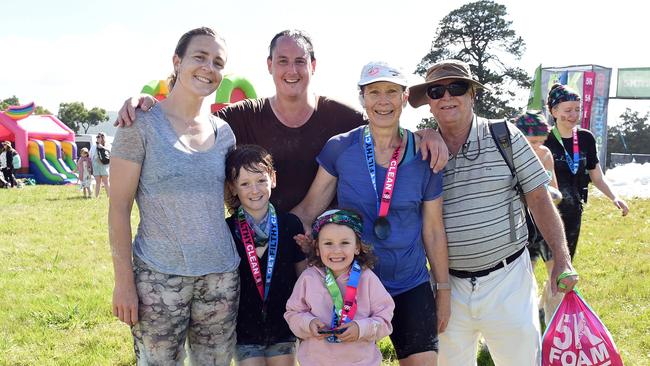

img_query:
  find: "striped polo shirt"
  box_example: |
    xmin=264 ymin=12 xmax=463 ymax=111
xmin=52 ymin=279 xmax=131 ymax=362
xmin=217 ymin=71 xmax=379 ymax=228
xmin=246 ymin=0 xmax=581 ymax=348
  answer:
xmin=442 ymin=115 xmax=549 ymax=272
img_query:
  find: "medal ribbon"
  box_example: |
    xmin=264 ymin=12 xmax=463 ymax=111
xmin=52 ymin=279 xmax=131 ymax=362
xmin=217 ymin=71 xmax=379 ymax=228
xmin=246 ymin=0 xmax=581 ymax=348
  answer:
xmin=552 ymin=126 xmax=579 ymax=175
xmin=362 ymin=125 xmax=404 ymax=217
xmin=237 ymin=204 xmax=279 ymax=304
xmin=325 ymin=260 xmax=361 ymax=329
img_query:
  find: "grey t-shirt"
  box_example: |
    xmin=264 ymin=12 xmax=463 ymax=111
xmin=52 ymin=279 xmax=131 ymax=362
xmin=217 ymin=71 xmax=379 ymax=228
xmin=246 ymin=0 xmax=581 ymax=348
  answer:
xmin=111 ymin=104 xmax=239 ymax=276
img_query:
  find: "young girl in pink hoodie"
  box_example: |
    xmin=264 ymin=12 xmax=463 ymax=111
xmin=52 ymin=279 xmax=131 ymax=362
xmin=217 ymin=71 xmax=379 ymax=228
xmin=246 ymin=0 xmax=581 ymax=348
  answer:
xmin=285 ymin=209 xmax=394 ymax=366
xmin=75 ymin=147 xmax=93 ymax=198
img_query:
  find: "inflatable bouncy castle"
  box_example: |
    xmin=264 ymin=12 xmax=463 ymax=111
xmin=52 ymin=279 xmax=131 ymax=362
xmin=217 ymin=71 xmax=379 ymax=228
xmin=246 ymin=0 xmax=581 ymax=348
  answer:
xmin=212 ymin=74 xmax=257 ymax=113
xmin=0 ymin=102 xmax=78 ymax=184
xmin=141 ymin=80 xmax=170 ymax=101
xmin=141 ymin=75 xmax=257 ymax=113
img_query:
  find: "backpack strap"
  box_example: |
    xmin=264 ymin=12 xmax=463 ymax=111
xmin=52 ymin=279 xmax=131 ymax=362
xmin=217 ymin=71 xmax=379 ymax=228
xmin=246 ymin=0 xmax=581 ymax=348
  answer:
xmin=488 ymin=119 xmax=535 ymax=242
xmin=488 ymin=119 xmax=525 ymax=197
xmin=489 ymin=120 xmax=516 ymax=184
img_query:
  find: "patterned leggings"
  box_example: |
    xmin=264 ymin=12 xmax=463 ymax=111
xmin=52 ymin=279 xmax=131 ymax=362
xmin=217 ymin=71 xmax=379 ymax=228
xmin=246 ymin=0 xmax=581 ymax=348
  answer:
xmin=131 ymin=257 xmax=239 ymax=366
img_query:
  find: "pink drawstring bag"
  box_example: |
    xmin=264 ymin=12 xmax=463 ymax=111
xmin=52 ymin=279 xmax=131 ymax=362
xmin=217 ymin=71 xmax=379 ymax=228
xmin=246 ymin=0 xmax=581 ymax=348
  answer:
xmin=542 ymin=289 xmax=624 ymax=365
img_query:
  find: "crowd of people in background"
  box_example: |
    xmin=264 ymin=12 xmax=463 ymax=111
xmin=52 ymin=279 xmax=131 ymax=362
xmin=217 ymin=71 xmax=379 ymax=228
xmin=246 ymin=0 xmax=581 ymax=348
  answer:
xmin=104 ymin=27 xmax=630 ymax=366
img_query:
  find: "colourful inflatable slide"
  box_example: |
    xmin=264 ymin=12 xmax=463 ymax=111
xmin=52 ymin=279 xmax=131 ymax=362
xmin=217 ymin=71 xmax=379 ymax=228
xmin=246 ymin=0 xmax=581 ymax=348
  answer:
xmin=44 ymin=139 xmax=77 ymax=180
xmin=0 ymin=102 xmax=78 ymax=184
xmin=28 ymin=140 xmax=69 ymax=184
xmin=61 ymin=141 xmax=78 ymax=171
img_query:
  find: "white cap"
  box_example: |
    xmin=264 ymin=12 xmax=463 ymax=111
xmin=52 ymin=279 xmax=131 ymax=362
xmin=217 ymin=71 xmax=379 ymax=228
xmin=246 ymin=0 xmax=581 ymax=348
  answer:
xmin=358 ymin=61 xmax=408 ymax=87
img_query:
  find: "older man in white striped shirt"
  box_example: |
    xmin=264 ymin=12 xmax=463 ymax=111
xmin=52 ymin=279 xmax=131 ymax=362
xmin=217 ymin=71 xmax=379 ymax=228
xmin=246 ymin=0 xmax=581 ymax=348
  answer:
xmin=409 ymin=59 xmax=578 ymax=366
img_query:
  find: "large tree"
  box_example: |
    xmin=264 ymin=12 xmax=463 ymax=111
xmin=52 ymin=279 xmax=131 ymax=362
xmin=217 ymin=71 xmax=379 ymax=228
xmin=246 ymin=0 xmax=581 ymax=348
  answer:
xmin=57 ymin=102 xmax=88 ymax=134
xmin=607 ymin=108 xmax=650 ymax=165
xmin=416 ymin=0 xmax=530 ymax=119
xmin=84 ymin=107 xmax=109 ymax=134
xmin=57 ymin=102 xmax=109 ymax=134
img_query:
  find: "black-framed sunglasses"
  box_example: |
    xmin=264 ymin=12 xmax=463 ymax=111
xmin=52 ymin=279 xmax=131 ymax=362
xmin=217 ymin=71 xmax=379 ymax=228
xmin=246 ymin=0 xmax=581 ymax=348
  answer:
xmin=426 ymin=81 xmax=470 ymax=100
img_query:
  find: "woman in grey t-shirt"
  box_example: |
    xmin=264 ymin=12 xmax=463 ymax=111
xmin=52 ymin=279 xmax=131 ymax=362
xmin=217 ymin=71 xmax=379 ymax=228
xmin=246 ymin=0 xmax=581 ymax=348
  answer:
xmin=108 ymin=27 xmax=239 ymax=365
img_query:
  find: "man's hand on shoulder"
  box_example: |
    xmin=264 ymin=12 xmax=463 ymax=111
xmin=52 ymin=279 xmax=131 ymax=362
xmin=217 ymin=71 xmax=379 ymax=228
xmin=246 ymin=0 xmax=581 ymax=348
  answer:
xmin=416 ymin=128 xmax=449 ymax=173
xmin=114 ymin=94 xmax=158 ymax=127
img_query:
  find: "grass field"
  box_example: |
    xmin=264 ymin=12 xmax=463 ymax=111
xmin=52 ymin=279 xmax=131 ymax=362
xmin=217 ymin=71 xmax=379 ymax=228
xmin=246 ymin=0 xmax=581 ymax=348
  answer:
xmin=1 ymin=185 xmax=648 ymax=365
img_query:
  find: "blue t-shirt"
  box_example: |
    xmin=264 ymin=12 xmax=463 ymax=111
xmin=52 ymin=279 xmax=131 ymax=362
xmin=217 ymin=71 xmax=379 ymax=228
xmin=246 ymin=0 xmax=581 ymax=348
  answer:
xmin=317 ymin=125 xmax=443 ymax=296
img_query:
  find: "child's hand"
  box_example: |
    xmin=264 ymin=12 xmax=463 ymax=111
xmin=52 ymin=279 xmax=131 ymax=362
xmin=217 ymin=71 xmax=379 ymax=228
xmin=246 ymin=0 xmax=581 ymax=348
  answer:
xmin=309 ymin=318 xmax=328 ymax=339
xmin=294 ymin=234 xmax=314 ymax=254
xmin=335 ymin=322 xmax=360 ymax=342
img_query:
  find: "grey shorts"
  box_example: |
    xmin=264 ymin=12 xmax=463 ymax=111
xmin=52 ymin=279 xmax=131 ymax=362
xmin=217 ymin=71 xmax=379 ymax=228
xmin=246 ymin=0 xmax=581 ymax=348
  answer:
xmin=131 ymin=257 xmax=239 ymax=365
xmin=235 ymin=341 xmax=296 ymax=361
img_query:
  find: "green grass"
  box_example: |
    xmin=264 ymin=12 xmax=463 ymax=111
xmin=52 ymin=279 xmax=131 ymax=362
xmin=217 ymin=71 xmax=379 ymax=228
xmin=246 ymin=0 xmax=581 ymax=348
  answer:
xmin=1 ymin=186 xmax=648 ymax=365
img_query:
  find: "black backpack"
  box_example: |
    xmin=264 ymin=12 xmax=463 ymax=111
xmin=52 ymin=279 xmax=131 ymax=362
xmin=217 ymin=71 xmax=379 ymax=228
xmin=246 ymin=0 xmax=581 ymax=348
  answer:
xmin=97 ymin=146 xmax=110 ymax=165
xmin=488 ymin=119 xmax=538 ymax=243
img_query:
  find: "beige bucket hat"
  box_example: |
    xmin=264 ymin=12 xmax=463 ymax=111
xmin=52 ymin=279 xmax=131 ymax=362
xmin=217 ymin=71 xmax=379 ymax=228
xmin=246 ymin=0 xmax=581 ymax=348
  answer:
xmin=408 ymin=59 xmax=489 ymax=108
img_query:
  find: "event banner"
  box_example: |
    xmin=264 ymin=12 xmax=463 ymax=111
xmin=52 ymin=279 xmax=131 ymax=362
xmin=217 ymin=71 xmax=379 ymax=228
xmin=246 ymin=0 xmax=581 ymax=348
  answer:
xmin=538 ymin=65 xmax=612 ymax=168
xmin=616 ymin=67 xmax=650 ymax=99
xmin=582 ymin=72 xmax=595 ymax=130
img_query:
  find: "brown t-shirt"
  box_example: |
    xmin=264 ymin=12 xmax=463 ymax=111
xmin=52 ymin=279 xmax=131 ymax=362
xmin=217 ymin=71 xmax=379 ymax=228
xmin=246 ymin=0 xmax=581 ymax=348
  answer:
xmin=216 ymin=97 xmax=364 ymax=212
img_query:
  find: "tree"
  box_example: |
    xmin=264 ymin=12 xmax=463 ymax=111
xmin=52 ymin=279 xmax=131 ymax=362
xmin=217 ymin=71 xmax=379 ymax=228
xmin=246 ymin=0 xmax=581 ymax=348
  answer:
xmin=58 ymin=102 xmax=88 ymax=133
xmin=607 ymin=108 xmax=650 ymax=165
xmin=84 ymin=107 xmax=109 ymax=134
xmin=416 ymin=117 xmax=438 ymax=131
xmin=58 ymin=102 xmax=109 ymax=134
xmin=415 ymin=0 xmax=530 ymax=119
xmin=1 ymin=96 xmax=51 ymax=114
xmin=0 ymin=96 xmax=20 ymax=110
xmin=35 ymin=106 xmax=52 ymax=115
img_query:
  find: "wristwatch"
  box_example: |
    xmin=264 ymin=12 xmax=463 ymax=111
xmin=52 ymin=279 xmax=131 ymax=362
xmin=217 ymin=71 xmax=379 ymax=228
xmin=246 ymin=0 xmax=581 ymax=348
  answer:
xmin=434 ymin=282 xmax=451 ymax=291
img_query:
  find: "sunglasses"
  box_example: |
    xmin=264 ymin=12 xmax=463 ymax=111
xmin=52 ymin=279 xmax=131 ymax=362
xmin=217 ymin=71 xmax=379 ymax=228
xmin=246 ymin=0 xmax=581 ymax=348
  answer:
xmin=426 ymin=81 xmax=470 ymax=100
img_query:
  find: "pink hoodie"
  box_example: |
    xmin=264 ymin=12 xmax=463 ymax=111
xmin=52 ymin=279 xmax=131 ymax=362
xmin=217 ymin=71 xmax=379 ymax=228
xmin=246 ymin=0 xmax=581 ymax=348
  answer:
xmin=285 ymin=266 xmax=394 ymax=366
xmin=76 ymin=156 xmax=93 ymax=180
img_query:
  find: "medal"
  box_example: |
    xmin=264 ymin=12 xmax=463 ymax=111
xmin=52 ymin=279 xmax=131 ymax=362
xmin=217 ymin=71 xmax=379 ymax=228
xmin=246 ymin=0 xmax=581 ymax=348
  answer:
xmin=373 ymin=216 xmax=391 ymax=240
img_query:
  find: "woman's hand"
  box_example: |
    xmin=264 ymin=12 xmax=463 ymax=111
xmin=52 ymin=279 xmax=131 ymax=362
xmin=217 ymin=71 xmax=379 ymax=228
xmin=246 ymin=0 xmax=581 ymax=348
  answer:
xmin=336 ymin=322 xmax=360 ymax=342
xmin=613 ymin=197 xmax=629 ymax=216
xmin=112 ymin=280 xmax=139 ymax=326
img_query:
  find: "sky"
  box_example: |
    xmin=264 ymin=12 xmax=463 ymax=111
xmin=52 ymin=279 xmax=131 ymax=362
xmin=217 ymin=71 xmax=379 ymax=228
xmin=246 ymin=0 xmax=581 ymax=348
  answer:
xmin=1 ymin=0 xmax=648 ymax=131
